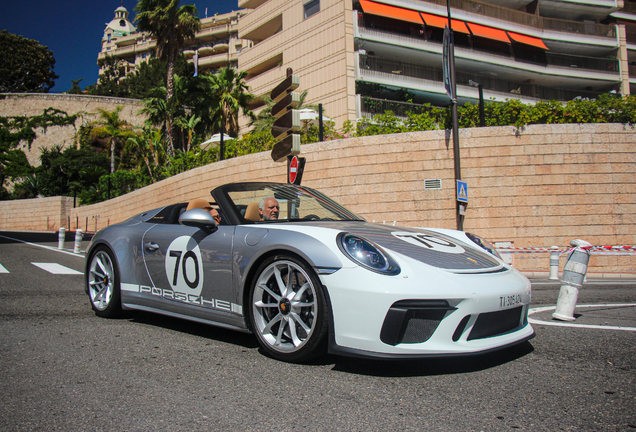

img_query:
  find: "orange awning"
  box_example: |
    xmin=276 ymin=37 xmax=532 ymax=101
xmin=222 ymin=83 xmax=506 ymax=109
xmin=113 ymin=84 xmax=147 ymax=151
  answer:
xmin=359 ymin=0 xmax=424 ymax=25
xmin=419 ymin=12 xmax=470 ymax=34
xmin=507 ymin=31 xmax=549 ymax=50
xmin=467 ymin=22 xmax=510 ymax=43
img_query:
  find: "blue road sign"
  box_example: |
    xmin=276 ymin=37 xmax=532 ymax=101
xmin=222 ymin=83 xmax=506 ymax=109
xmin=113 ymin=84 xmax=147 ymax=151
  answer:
xmin=457 ymin=180 xmax=468 ymax=203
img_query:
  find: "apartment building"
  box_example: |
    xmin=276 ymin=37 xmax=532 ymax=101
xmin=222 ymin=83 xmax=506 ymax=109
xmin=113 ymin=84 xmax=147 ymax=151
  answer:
xmin=98 ymin=5 xmax=250 ymax=77
xmin=239 ymin=0 xmax=636 ymax=128
xmin=99 ymin=1 xmax=636 ymax=129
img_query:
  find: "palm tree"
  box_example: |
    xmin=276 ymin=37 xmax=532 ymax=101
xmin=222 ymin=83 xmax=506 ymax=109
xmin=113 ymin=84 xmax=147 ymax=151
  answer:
xmin=140 ymin=87 xmax=168 ymax=134
xmin=250 ymin=89 xmax=316 ymax=133
xmin=126 ymin=132 xmax=157 ymax=183
xmin=135 ymin=0 xmax=200 ymax=156
xmin=90 ymin=106 xmax=136 ymax=173
xmin=173 ymin=114 xmax=201 ymax=152
xmin=206 ymin=67 xmax=255 ymax=159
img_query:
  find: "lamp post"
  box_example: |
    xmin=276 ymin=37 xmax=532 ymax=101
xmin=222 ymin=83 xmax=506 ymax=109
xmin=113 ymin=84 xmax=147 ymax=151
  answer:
xmin=219 ymin=112 xmax=225 ymax=161
xmin=468 ymin=80 xmax=485 ymax=127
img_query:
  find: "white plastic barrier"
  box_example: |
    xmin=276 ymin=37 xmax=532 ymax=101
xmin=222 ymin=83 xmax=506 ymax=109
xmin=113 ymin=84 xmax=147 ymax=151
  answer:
xmin=73 ymin=229 xmax=83 ymax=254
xmin=58 ymin=227 xmax=65 ymax=250
xmin=552 ymin=239 xmax=592 ymax=321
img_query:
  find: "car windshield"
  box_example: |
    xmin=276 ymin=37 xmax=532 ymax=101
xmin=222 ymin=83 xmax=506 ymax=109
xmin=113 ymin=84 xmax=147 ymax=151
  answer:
xmin=218 ymin=182 xmax=364 ymax=223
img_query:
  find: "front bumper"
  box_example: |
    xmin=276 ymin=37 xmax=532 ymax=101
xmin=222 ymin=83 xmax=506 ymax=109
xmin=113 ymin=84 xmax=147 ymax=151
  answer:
xmin=320 ymin=256 xmax=534 ymax=358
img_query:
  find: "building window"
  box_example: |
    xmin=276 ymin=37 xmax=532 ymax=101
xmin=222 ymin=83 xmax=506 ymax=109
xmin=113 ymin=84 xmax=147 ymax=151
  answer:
xmin=304 ymin=0 xmax=320 ymax=19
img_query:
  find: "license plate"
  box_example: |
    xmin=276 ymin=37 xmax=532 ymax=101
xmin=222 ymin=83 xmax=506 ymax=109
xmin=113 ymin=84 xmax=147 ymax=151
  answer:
xmin=499 ymin=294 xmax=523 ymax=309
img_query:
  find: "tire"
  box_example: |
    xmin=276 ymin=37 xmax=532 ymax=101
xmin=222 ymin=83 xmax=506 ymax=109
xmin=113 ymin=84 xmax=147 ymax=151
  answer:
xmin=249 ymin=255 xmax=329 ymax=362
xmin=86 ymin=246 xmax=122 ymax=318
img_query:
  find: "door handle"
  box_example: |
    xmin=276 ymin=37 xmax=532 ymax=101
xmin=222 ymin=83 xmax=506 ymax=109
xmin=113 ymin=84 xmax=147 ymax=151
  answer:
xmin=144 ymin=242 xmax=159 ymax=252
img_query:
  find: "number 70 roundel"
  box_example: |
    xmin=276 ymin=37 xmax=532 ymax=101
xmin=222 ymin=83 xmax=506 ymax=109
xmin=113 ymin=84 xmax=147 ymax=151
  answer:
xmin=164 ymin=236 xmax=204 ymax=296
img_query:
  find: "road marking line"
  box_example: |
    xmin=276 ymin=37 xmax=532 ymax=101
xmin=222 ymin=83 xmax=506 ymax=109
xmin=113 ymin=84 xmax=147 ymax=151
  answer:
xmin=32 ymin=262 xmax=83 ymax=275
xmin=0 ymin=263 xmax=8 ymax=273
xmin=0 ymin=234 xmax=85 ymax=258
xmin=528 ymin=304 xmax=636 ymax=331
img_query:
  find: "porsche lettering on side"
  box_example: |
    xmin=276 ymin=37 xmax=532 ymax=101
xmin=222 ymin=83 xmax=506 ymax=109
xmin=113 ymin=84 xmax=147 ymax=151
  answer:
xmin=85 ymin=182 xmax=533 ymax=362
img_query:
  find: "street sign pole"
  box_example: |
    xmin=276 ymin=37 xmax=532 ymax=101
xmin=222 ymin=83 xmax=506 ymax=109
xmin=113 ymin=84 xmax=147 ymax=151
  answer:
xmin=288 ymin=155 xmax=305 ymax=185
xmin=270 ymin=69 xmax=305 ymax=184
xmin=446 ymin=0 xmax=463 ymax=231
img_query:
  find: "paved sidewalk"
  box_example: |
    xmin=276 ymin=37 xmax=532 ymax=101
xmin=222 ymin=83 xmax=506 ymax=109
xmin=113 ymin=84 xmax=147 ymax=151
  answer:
xmin=529 ymin=303 xmax=636 ymax=331
xmin=522 ymin=270 xmax=636 ymax=280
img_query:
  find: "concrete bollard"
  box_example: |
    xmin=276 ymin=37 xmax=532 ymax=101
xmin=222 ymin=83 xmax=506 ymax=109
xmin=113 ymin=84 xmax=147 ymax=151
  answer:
xmin=552 ymin=239 xmax=592 ymax=321
xmin=549 ymin=246 xmax=560 ymax=280
xmin=73 ymin=229 xmax=83 ymax=254
xmin=58 ymin=227 xmax=65 ymax=250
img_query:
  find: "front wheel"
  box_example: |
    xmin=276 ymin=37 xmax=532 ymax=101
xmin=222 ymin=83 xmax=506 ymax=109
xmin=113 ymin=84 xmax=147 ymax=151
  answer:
xmin=249 ymin=255 xmax=329 ymax=362
xmin=87 ymin=246 xmax=122 ymax=318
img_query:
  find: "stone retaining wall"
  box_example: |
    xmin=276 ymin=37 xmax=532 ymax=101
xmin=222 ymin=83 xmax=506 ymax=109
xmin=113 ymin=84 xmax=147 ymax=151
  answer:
xmin=1 ymin=123 xmax=634 ymax=273
xmin=0 ymin=93 xmax=145 ymax=166
xmin=0 ymin=196 xmax=74 ymax=232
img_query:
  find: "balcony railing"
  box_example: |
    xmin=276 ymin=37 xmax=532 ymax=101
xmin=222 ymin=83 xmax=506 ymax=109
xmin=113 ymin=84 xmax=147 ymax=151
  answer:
xmin=358 ymin=17 xmax=619 ymax=73
xmin=622 ymin=2 xmax=636 ymax=13
xmin=399 ymin=0 xmax=616 ymax=37
xmin=358 ymin=55 xmax=609 ymax=101
xmin=546 ymin=52 xmax=619 ymax=71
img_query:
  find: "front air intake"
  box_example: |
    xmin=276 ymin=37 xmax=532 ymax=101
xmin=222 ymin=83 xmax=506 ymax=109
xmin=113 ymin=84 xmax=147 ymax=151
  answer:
xmin=467 ymin=306 xmax=523 ymax=341
xmin=380 ymin=300 xmax=456 ymax=346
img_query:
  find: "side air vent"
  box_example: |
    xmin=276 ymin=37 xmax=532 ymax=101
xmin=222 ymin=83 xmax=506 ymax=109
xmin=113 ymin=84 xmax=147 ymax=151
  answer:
xmin=452 ymin=315 xmax=471 ymax=342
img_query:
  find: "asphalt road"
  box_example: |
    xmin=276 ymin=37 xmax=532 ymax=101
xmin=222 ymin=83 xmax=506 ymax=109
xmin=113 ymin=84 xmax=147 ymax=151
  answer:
xmin=0 ymin=231 xmax=634 ymax=431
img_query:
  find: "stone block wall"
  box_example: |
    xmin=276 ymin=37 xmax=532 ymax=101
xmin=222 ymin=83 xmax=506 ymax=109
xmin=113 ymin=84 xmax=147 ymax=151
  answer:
xmin=0 ymin=196 xmax=74 ymax=232
xmin=0 ymin=123 xmax=634 ymax=273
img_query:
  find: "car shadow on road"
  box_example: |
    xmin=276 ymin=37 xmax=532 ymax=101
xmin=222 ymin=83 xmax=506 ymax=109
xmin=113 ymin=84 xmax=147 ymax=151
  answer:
xmin=123 ymin=311 xmax=534 ymax=375
xmin=328 ymin=341 xmax=535 ymax=377
xmin=127 ymin=310 xmax=261 ymax=349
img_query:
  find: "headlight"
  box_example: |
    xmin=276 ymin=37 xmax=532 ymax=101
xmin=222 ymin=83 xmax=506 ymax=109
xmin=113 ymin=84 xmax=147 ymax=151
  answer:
xmin=337 ymin=233 xmax=400 ymax=275
xmin=465 ymin=232 xmax=502 ymax=259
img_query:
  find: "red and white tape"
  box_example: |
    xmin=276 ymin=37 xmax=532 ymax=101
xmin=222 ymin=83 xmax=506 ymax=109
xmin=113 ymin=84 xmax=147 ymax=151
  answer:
xmin=496 ymin=247 xmax=554 ymax=253
xmin=495 ymin=246 xmax=636 ymax=256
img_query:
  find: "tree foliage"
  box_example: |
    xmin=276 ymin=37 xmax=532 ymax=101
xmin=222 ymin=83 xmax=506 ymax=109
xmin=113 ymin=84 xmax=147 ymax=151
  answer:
xmin=135 ymin=0 xmax=201 ymax=156
xmin=10 ymin=145 xmax=110 ymax=201
xmin=89 ymin=106 xmax=137 ymax=173
xmin=34 ymin=146 xmax=110 ymax=199
xmin=204 ymin=67 xmax=255 ymax=140
xmin=0 ymin=30 xmax=58 ymax=93
xmin=67 ymin=79 xmax=84 ymax=94
xmin=89 ymin=55 xmax=193 ymax=99
xmin=0 ymin=109 xmax=77 ymax=197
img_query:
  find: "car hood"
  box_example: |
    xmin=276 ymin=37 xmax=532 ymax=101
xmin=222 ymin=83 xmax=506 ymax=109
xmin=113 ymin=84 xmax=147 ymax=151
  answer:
xmin=300 ymin=221 xmax=503 ymax=273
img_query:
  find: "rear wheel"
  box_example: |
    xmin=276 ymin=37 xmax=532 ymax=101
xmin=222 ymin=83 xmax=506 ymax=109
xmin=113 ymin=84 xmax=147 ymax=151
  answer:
xmin=87 ymin=246 xmax=122 ymax=318
xmin=249 ymin=255 xmax=329 ymax=362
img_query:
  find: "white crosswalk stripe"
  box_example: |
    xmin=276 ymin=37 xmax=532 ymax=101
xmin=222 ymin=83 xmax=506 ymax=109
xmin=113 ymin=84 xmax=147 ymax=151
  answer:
xmin=0 ymin=263 xmax=8 ymax=273
xmin=31 ymin=263 xmax=83 ymax=275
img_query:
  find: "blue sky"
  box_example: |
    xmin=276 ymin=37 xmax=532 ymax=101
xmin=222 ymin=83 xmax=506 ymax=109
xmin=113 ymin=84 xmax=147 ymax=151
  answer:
xmin=0 ymin=0 xmax=239 ymax=92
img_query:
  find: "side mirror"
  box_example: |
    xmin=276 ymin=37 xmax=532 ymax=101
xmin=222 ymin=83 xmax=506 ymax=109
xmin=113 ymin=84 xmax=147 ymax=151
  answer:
xmin=178 ymin=208 xmax=218 ymax=233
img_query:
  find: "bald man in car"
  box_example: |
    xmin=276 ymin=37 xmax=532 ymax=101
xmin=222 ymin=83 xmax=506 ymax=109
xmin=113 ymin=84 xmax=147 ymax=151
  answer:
xmin=259 ymin=197 xmax=280 ymax=221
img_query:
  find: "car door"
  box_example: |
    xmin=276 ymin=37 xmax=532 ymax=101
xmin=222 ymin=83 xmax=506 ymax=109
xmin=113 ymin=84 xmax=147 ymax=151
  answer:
xmin=141 ymin=223 xmax=236 ymax=317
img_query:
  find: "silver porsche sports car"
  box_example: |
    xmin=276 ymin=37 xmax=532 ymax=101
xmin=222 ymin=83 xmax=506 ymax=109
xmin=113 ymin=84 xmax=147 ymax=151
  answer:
xmin=85 ymin=182 xmax=534 ymax=362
